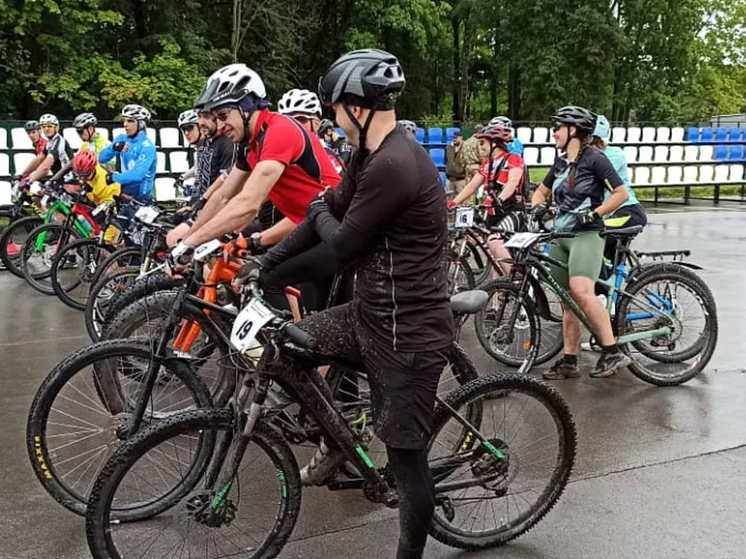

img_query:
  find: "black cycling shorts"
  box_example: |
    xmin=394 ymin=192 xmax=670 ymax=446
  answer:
xmin=296 ymin=301 xmax=448 ymax=449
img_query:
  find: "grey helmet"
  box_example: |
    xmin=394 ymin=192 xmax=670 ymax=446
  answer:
xmin=72 ymin=112 xmax=97 ymax=128
xmin=24 ymin=120 xmax=41 ymax=132
xmin=318 ymin=49 xmax=405 ymax=108
xmin=551 ymin=106 xmax=596 ymax=134
xmin=489 ymin=116 xmax=512 ymax=128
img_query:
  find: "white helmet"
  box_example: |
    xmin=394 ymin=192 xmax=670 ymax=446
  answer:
xmin=489 ymin=116 xmax=512 ymax=128
xmin=72 ymin=112 xmax=97 ymax=128
xmin=178 ymin=109 xmax=199 ymax=128
xmin=194 ymin=64 xmax=267 ymax=111
xmin=121 ymin=104 xmax=151 ymax=122
xmin=39 ymin=114 xmax=59 ymax=127
xmin=277 ymin=89 xmax=322 ymax=117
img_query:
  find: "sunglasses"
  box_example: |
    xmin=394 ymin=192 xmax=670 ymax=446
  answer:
xmin=181 ymin=125 xmax=199 ymax=133
xmin=76 ymin=171 xmax=94 ymax=180
xmin=214 ymin=109 xmax=234 ymax=122
xmin=552 ymin=124 xmax=566 ymax=133
xmin=41 ymin=125 xmax=56 ymax=130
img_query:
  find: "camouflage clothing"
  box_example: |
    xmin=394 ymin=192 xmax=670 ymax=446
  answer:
xmin=461 ymin=136 xmax=483 ymax=182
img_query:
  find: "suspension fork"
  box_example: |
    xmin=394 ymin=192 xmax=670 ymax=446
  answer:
xmin=491 ymin=267 xmax=532 ymax=344
xmin=125 ymin=274 xmax=194 ymax=437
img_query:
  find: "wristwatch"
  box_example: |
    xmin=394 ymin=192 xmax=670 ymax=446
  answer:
xmin=250 ymin=232 xmax=262 ymax=251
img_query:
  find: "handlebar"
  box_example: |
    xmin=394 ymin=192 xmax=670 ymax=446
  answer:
xmin=283 ymin=323 xmax=317 ymax=349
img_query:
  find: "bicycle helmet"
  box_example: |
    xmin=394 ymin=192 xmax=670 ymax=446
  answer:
xmin=277 ymin=89 xmax=322 ymax=117
xmin=475 ymin=123 xmax=512 ymax=143
xmin=121 ymin=104 xmax=151 ymax=122
xmin=39 ymin=114 xmax=59 ymax=127
xmin=551 ymin=105 xmax=596 ymax=134
xmin=489 ymin=116 xmax=512 ymax=128
xmin=177 ymin=109 xmax=199 ymax=129
xmin=318 ymin=119 xmax=335 ymax=136
xmin=318 ymin=49 xmax=405 ymax=108
xmin=72 ymin=112 xmax=97 ymax=128
xmin=194 ymin=64 xmax=267 ymax=112
xmin=24 ymin=120 xmax=41 ymax=132
xmin=593 ymin=114 xmax=611 ymax=141
xmin=398 ymin=120 xmax=417 ymax=135
xmin=72 ymin=149 xmax=98 ymax=175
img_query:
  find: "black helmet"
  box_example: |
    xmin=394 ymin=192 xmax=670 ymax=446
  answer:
xmin=318 ymin=49 xmax=405 ymax=109
xmin=552 ymin=106 xmax=596 ymax=134
xmin=318 ymin=119 xmax=335 ymax=136
xmin=25 ymin=120 xmax=41 ymax=132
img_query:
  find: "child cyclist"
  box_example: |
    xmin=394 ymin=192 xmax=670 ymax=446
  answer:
xmin=71 ymin=150 xmax=122 ymax=242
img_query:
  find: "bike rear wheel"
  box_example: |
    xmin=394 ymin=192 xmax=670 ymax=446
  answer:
xmin=86 ymin=409 xmax=301 ymax=559
xmin=428 ymin=374 xmax=576 ymax=549
xmin=616 ymin=264 xmax=718 ymax=386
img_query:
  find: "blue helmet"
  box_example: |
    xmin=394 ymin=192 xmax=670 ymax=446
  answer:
xmin=593 ymin=114 xmax=611 ymax=141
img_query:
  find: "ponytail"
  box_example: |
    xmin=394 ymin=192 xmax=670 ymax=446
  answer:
xmin=568 ymin=134 xmax=593 ymax=190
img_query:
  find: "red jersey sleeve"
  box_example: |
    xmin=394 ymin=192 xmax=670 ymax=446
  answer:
xmin=506 ymin=152 xmax=525 ymax=171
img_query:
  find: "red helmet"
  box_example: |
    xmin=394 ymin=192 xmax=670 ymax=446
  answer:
xmin=72 ymin=149 xmax=97 ymax=175
xmin=475 ymin=123 xmax=512 ymax=143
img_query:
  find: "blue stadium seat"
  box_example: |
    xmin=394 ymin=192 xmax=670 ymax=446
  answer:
xmin=429 ymin=148 xmax=445 ymax=168
xmin=415 ymin=128 xmax=425 ymax=143
xmin=335 ymin=127 xmax=345 ymax=138
xmin=439 ymin=171 xmax=447 ymax=188
xmin=728 ymin=145 xmax=745 ymax=161
xmin=714 ymin=127 xmax=727 ymax=142
xmin=727 ymin=127 xmax=743 ymax=143
xmin=446 ymin=127 xmax=461 ymax=144
xmin=686 ymin=127 xmax=700 ymax=142
xmin=700 ymin=127 xmax=714 ymax=143
xmin=427 ymin=127 xmax=444 ymax=145
xmin=714 ymin=145 xmax=728 ymax=160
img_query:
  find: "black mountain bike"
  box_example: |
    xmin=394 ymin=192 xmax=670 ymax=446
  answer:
xmin=85 ymin=277 xmax=577 ymax=558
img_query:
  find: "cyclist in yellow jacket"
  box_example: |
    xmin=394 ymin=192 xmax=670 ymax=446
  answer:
xmin=71 ymin=150 xmax=121 ymax=242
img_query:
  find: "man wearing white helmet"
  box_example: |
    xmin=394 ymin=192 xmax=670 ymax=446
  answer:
xmin=278 ymin=88 xmax=345 ymax=174
xmin=98 ymin=104 xmax=157 ymax=202
xmin=172 ymin=63 xmax=341 ymax=266
xmin=49 ymin=112 xmax=115 ymax=181
xmin=25 ymin=114 xmax=74 ymax=184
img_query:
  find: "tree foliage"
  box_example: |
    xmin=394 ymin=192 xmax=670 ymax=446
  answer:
xmin=0 ymin=0 xmax=743 ymax=123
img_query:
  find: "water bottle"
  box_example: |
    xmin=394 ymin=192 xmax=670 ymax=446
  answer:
xmin=76 ymin=215 xmax=93 ymax=234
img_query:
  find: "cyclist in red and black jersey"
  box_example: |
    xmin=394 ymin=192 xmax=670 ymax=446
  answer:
xmin=172 ymin=64 xmax=341 ymax=256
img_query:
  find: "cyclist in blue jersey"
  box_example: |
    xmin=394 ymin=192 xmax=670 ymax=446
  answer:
xmin=98 ymin=104 xmax=157 ymax=203
xmin=489 ymin=116 xmax=524 ymax=156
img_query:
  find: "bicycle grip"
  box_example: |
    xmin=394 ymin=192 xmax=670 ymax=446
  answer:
xmin=285 ymin=323 xmax=317 ymax=349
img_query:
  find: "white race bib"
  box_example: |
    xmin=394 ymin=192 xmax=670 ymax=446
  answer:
xmin=504 ymin=232 xmax=542 ymax=249
xmin=454 ymin=207 xmax=475 ymax=229
xmin=230 ymin=299 xmax=275 ymax=353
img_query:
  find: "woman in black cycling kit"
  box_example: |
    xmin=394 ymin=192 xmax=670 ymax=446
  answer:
xmin=236 ymin=49 xmax=453 ymax=559
xmin=532 ymin=106 xmax=631 ymax=380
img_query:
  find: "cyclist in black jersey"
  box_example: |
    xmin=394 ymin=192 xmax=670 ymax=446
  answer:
xmin=235 ymin=49 xmax=453 ymax=559
xmin=319 ymin=118 xmax=353 ymax=165
xmin=26 ymin=114 xmax=74 ymax=185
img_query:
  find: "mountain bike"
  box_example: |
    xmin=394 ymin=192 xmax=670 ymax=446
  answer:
xmin=19 ymin=183 xmax=103 ymax=294
xmin=85 ymin=276 xmax=576 ymax=558
xmin=0 ymin=179 xmax=40 ymax=273
xmin=475 ymin=227 xmax=717 ymax=384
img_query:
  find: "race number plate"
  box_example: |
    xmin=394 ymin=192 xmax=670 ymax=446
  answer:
xmin=230 ymin=299 xmax=275 ymax=353
xmin=41 ymin=194 xmax=50 ymax=206
xmin=135 ymin=206 xmax=159 ymax=224
xmin=193 ymin=239 xmax=222 ymax=262
xmin=454 ymin=207 xmax=475 ymax=229
xmin=504 ymin=232 xmax=542 ymax=249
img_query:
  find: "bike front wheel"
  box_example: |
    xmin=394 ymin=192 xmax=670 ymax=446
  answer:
xmin=21 ymin=223 xmax=83 ymax=294
xmin=86 ymin=409 xmax=302 ymax=559
xmin=51 ymin=238 xmax=115 ymax=310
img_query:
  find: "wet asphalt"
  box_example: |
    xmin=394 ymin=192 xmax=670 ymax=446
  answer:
xmin=1 ymin=205 xmax=745 ymax=559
